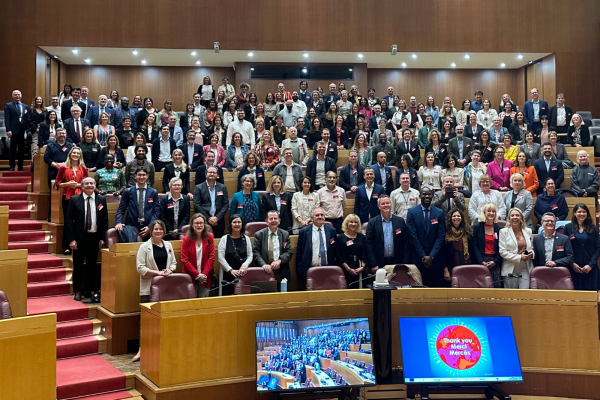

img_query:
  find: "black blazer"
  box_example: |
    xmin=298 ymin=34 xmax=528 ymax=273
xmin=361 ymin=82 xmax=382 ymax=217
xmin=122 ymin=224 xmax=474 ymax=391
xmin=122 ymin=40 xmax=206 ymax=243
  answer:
xmin=64 ymin=194 xmax=109 ymax=245
xmin=178 ymin=143 xmax=204 ymax=170
xmin=509 ymin=123 xmax=528 ymax=143
xmin=533 ymin=157 xmax=564 ymax=194
xmin=179 ymin=113 xmax=195 ymax=133
xmin=159 ymin=194 xmax=191 ymax=234
xmin=532 ymin=233 xmax=574 ymax=268
xmin=236 ymin=166 xmax=267 ymax=191
xmin=313 ymin=140 xmax=338 ymax=162
xmin=471 ymin=222 xmax=503 ymax=269
xmin=308 ymin=101 xmax=326 ymax=117
xmin=396 ymin=140 xmax=420 ymax=169
xmin=425 ymin=143 xmax=448 ymax=166
xmin=193 ymin=181 xmax=229 ymax=221
xmin=151 ymin=137 xmax=177 ymax=167
xmin=330 ymin=126 xmax=350 ymax=148
xmin=252 ymin=227 xmax=292 ymax=282
xmin=162 ymin=163 xmax=191 ymax=195
xmin=563 ymin=224 xmax=600 ymax=269
xmin=567 ymin=125 xmax=590 ymax=146
xmin=64 ymin=118 xmax=91 ymax=144
xmin=339 ymin=164 xmax=365 ymax=191
xmin=3 ymin=101 xmax=31 ymax=134
xmin=96 ymin=147 xmax=126 ymax=169
xmin=194 ymin=165 xmax=224 ymax=185
xmin=474 ymin=143 xmax=496 ymax=164
xmin=345 ymin=114 xmax=364 ymax=132
xmin=323 ymin=93 xmax=341 ymax=111
xmin=445 ymin=236 xmax=477 ymax=271
xmin=464 ymin=124 xmax=484 ymax=142
xmin=548 ymin=105 xmax=573 ymax=131
xmin=364 ymin=214 xmax=408 ymax=269
xmin=261 ymin=191 xmax=294 ymax=233
xmin=38 ymin=122 xmax=63 ymax=147
xmin=395 ymin=168 xmax=419 ymax=190
xmin=61 ymin=99 xmax=87 ymax=121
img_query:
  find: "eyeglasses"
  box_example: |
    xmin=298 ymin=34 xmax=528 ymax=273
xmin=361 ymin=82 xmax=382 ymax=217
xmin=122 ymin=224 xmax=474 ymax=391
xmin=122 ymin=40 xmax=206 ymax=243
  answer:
xmin=542 ymin=220 xmax=556 ymax=224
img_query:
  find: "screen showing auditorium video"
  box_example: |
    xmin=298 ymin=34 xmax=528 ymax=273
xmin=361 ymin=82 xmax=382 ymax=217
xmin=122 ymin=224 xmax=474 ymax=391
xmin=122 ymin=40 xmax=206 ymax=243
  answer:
xmin=255 ymin=318 xmax=376 ymax=392
xmin=399 ymin=316 xmax=523 ymax=384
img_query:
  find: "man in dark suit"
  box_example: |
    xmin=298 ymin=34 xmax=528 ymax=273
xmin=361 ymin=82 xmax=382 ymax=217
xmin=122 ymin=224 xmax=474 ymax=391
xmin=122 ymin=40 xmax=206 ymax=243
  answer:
xmin=151 ymin=125 xmax=177 ymax=171
xmin=295 ymin=208 xmax=337 ymax=290
xmin=193 ymin=166 xmax=229 ymax=238
xmin=368 ymin=105 xmax=387 ymax=132
xmin=406 ymin=187 xmax=446 ymax=287
xmin=4 ymin=89 xmax=31 ymax=171
xmin=371 ymin=132 xmax=395 ymax=165
xmin=548 ymin=93 xmax=573 ymax=134
xmin=323 ymin=83 xmax=341 ymax=111
xmin=354 ymin=167 xmax=385 ymax=223
xmin=312 ymin=129 xmax=338 ymax=163
xmin=371 ymin=152 xmax=394 ymax=195
xmin=63 ymin=105 xmax=90 ymax=144
xmin=80 ymin=86 xmax=95 ymax=109
xmin=86 ymin=95 xmax=111 ymax=128
xmin=115 ymin=167 xmax=160 ymax=240
xmin=447 ymin=125 xmax=473 ymax=167
xmin=395 ymin=128 xmax=420 ymax=169
xmin=43 ymin=128 xmax=73 ymax=219
xmin=382 ymin=86 xmax=395 ymax=108
xmin=305 ymin=141 xmax=336 ymax=190
xmin=533 ymin=143 xmax=565 ymax=195
xmin=533 ymin=212 xmax=574 ymax=269
xmin=194 ymin=150 xmax=224 ymax=185
xmin=523 ymin=87 xmax=549 ymax=133
xmin=179 ymin=130 xmax=204 ymax=171
xmin=339 ymin=150 xmax=365 ymax=193
xmin=64 ymin=177 xmax=108 ymax=301
xmin=61 ymin=87 xmax=87 ymax=120
xmin=252 ymin=210 xmax=293 ymax=285
xmin=365 ymin=194 xmax=409 ymax=273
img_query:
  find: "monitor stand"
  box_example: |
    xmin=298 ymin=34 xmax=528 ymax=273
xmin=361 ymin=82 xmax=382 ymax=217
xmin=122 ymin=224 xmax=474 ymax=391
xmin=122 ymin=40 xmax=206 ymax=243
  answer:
xmin=270 ymin=387 xmax=359 ymax=400
xmin=420 ymin=383 xmax=511 ymax=400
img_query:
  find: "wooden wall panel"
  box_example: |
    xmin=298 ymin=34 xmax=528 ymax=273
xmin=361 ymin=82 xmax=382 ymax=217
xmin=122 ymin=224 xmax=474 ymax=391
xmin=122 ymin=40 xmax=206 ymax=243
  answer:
xmin=62 ymin=66 xmax=235 ymax=111
xmin=50 ymin=58 xmax=60 ymax=97
xmin=525 ymin=54 xmax=556 ymax=106
xmin=555 ymin=52 xmax=600 ymax=115
xmin=234 ymin=62 xmax=368 ymax=103
xmin=367 ymin=69 xmax=521 ymax=112
xmin=35 ymin=48 xmax=47 ymax=103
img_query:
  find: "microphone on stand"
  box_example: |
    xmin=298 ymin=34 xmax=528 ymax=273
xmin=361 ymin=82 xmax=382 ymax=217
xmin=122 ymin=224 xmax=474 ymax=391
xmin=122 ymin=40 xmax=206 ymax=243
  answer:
xmin=208 ymin=278 xmax=239 ymax=294
xmin=347 ymin=274 xmax=376 ymax=288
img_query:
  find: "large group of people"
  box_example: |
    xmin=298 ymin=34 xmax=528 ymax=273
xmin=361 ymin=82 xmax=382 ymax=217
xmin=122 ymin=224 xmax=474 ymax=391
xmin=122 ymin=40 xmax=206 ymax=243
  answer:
xmin=4 ymin=79 xmax=600 ymax=305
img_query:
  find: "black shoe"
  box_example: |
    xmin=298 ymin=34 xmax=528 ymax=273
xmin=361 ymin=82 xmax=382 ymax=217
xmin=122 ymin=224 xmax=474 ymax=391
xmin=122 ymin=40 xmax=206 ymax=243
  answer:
xmin=74 ymin=292 xmax=82 ymax=301
xmin=64 ymin=249 xmax=71 ymax=255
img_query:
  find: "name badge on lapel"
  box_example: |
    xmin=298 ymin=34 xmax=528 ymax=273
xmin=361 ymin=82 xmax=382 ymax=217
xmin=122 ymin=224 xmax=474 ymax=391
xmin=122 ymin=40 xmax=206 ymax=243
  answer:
xmin=167 ymin=203 xmax=174 ymax=209
xmin=556 ymin=246 xmax=564 ymax=252
xmin=431 ymin=219 xmax=438 ymax=224
xmin=281 ymin=200 xmax=287 ymax=205
xmin=329 ymin=238 xmax=335 ymax=244
xmin=217 ymin=191 xmax=224 ymax=196
xmin=97 ymin=204 xmax=103 ymax=211
xmin=346 ymin=240 xmax=354 ymax=246
xmin=569 ymin=234 xmax=575 ymax=239
xmin=148 ymin=197 xmax=153 ymax=203
xmin=395 ymin=228 xmax=402 ymax=234
xmin=551 ymin=204 xmax=558 ymax=210
xmin=551 ymin=166 xmax=557 ymax=171
xmin=372 ymin=193 xmax=379 ymax=198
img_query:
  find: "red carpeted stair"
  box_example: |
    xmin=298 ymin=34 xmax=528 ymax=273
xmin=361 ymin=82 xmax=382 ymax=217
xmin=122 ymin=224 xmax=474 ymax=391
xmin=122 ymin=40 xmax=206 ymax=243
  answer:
xmin=1 ymin=170 xmax=130 ymax=400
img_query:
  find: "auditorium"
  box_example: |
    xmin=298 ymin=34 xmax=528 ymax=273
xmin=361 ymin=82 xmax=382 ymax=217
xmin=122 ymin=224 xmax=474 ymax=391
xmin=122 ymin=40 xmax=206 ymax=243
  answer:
xmin=1 ymin=1 xmax=600 ymax=400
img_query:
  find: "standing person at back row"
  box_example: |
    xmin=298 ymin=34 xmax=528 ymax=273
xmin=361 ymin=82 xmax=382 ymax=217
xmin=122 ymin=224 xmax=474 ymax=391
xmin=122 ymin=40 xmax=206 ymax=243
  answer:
xmin=4 ymin=89 xmax=31 ymax=171
xmin=523 ymin=88 xmax=549 ymax=133
xmin=218 ymin=76 xmax=236 ymax=102
xmin=115 ymin=167 xmax=160 ymax=240
xmin=226 ymin=109 xmax=255 ymax=148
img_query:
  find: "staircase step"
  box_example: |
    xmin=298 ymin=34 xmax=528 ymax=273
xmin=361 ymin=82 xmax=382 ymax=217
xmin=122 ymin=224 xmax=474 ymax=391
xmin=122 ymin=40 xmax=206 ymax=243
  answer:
xmin=57 ymin=319 xmax=101 ymax=340
xmin=56 ymin=355 xmax=126 ymax=400
xmin=9 ymin=209 xmax=32 ymax=219
xmin=0 ymin=183 xmax=28 ymax=192
xmin=0 ymin=176 xmax=31 ymax=184
xmin=10 ymin=230 xmax=46 ymax=242
xmin=76 ymin=390 xmax=136 ymax=400
xmin=27 ymin=267 xmax=66 ymax=283
xmin=27 ymin=253 xmax=64 ymax=269
xmin=1 ymin=170 xmax=32 ymax=177
xmin=57 ymin=335 xmax=103 ymax=359
xmin=0 ymin=200 xmax=30 ymax=210
xmin=28 ymin=295 xmax=89 ymax=322
xmin=9 ymin=240 xmax=48 ymax=253
xmin=9 ymin=219 xmax=43 ymax=231
xmin=0 ymin=191 xmax=28 ymax=201
xmin=27 ymin=281 xmax=71 ymax=297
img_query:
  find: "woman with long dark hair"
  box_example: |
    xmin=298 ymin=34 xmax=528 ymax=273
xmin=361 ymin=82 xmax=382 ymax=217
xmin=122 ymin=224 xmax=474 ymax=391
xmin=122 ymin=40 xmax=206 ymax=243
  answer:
xmin=218 ymin=215 xmax=253 ymax=296
xmin=444 ymin=208 xmax=475 ymax=282
xmin=563 ymin=203 xmax=600 ymax=290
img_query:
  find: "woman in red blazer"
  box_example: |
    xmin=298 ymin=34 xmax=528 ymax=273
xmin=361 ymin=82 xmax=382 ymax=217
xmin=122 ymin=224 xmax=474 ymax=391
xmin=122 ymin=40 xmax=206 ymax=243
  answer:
xmin=181 ymin=213 xmax=215 ymax=298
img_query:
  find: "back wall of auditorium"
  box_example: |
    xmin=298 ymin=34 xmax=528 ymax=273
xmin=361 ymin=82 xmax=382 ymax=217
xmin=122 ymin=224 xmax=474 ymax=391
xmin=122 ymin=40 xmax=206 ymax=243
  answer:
xmin=2 ymin=0 xmax=600 ymax=116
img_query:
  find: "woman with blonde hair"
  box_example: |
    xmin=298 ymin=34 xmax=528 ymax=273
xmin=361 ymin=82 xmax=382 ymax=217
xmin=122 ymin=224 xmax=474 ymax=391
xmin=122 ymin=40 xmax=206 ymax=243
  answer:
xmin=162 ymin=148 xmax=191 ymax=197
xmin=254 ymin=130 xmax=280 ymax=170
xmin=468 ymin=174 xmax=507 ymax=223
xmin=567 ymin=113 xmax=590 ymax=147
xmin=336 ymin=213 xmax=366 ymax=288
xmin=93 ymin=112 xmax=115 ymax=146
xmin=352 ymin=132 xmax=372 ymax=168
xmin=156 ymin=99 xmax=179 ymax=127
xmin=472 ymin=203 xmax=503 ymax=287
xmin=262 ymin=175 xmax=293 ymax=233
xmin=197 ymin=75 xmax=215 ymax=107
xmin=499 ymin=208 xmax=534 ymax=288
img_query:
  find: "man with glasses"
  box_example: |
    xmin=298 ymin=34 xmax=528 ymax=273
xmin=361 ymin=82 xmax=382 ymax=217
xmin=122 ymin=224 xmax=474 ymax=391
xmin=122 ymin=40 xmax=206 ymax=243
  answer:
xmin=532 ymin=212 xmax=574 ymax=269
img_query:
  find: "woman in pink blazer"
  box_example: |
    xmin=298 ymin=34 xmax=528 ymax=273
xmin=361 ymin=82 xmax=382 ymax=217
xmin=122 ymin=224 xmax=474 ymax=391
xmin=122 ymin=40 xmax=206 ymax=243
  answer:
xmin=203 ymin=133 xmax=227 ymax=167
xmin=181 ymin=213 xmax=215 ymax=298
xmin=486 ymin=146 xmax=514 ymax=191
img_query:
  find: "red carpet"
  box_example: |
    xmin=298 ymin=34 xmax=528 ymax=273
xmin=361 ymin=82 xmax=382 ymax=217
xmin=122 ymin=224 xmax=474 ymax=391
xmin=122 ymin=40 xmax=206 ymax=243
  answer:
xmin=28 ymin=267 xmax=67 ymax=283
xmin=0 ymin=183 xmax=28 ymax=191
xmin=57 ymin=320 xmax=93 ymax=339
xmin=9 ymin=219 xmax=42 ymax=231
xmin=27 ymin=281 xmax=71 ymax=297
xmin=1 ymin=192 xmax=28 ymax=201
xmin=0 ymin=176 xmax=32 ymax=183
xmin=27 ymin=253 xmax=64 ymax=269
xmin=9 ymin=240 xmax=48 ymax=253
xmin=28 ymin=295 xmax=89 ymax=322
xmin=2 ymin=170 xmax=32 ymax=177
xmin=0 ymin=200 xmax=30 ymax=210
xmin=10 ymin=230 xmax=46 ymax=241
xmin=56 ymin=336 xmax=100 ymax=358
xmin=56 ymin=355 xmax=126 ymax=400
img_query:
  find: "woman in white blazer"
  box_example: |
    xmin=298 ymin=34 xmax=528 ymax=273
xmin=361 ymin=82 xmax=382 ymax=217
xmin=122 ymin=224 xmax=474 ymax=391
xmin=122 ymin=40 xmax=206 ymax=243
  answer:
xmin=134 ymin=220 xmax=177 ymax=361
xmin=499 ymin=208 xmax=534 ymax=289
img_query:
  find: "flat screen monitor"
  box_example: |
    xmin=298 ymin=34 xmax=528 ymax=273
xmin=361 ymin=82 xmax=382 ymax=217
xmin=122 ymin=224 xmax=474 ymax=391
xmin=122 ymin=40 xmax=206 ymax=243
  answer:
xmin=399 ymin=316 xmax=523 ymax=384
xmin=255 ymin=317 xmax=376 ymax=392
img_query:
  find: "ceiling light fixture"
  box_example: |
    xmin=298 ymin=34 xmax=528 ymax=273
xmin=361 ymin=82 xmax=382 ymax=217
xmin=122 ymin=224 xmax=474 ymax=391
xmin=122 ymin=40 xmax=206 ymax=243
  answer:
xmin=84 ymin=59 xmax=91 ymax=64
xmin=464 ymin=54 xmax=470 ymax=59
xmin=303 ymin=53 xmax=309 ymax=58
xmin=302 ymin=68 xmax=308 ymax=73
xmin=191 ymin=51 xmax=197 ymax=56
xmin=53 ymin=55 xmax=59 ymax=59
xmin=401 ymin=62 xmax=407 ymax=67
xmin=248 ymin=52 xmax=254 ymax=57
xmin=141 ymin=59 xmax=147 ymax=64
xmin=132 ymin=50 xmax=138 ymax=56
xmin=195 ymin=60 xmax=201 ymax=65
xmin=517 ymin=54 xmax=524 ymax=60
xmin=500 ymin=63 xmax=506 ymax=68
xmin=72 ymin=49 xmax=78 ymax=54
xmin=411 ymin=54 xmax=417 ymax=59
xmin=450 ymin=63 xmax=456 ymax=68
xmin=349 ymin=68 xmax=353 ymax=71
xmin=357 ymin=54 xmax=363 ymax=59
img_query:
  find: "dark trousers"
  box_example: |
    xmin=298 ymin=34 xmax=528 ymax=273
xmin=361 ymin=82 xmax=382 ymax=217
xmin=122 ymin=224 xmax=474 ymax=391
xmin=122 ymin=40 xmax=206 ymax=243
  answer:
xmin=9 ymin=129 xmax=26 ymax=170
xmin=61 ymin=196 xmax=70 ymax=250
xmin=47 ymin=179 xmax=54 ymax=221
xmin=154 ymin=160 xmax=170 ymax=172
xmin=418 ymin=264 xmax=445 ymax=288
xmin=72 ymin=232 xmax=101 ymax=294
xmin=210 ymin=220 xmax=225 ymax=238
xmin=326 ymin=217 xmax=343 ymax=234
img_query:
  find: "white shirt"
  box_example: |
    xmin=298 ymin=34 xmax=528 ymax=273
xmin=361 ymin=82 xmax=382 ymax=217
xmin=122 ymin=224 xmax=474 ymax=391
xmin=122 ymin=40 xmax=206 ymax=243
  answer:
xmin=226 ymin=119 xmax=255 ymax=148
xmin=195 ymin=242 xmax=204 ymax=276
xmin=285 ymin=164 xmax=296 ymax=191
xmin=83 ymin=193 xmax=97 ymax=233
xmin=46 ymin=105 xmax=63 ymax=124
xmin=292 ymin=100 xmax=307 ymax=117
xmin=268 ymin=229 xmax=280 ymax=262
xmin=365 ymin=183 xmax=374 ymax=200
xmin=390 ymin=187 xmax=420 ymax=220
xmin=311 ymin=225 xmax=327 ymax=267
xmin=556 ymin=106 xmax=566 ymax=126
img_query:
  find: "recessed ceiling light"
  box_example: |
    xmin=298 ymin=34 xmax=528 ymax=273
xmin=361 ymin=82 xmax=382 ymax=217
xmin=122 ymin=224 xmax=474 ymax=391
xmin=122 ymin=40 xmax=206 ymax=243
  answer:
xmin=464 ymin=54 xmax=470 ymax=59
xmin=517 ymin=54 xmax=524 ymax=60
xmin=401 ymin=62 xmax=407 ymax=67
xmin=500 ymin=63 xmax=506 ymax=68
xmin=250 ymin=68 xmax=254 ymax=71
xmin=84 ymin=59 xmax=91 ymax=64
xmin=248 ymin=52 xmax=254 ymax=57
xmin=349 ymin=68 xmax=353 ymax=71
xmin=302 ymin=68 xmax=308 ymax=73
xmin=132 ymin=50 xmax=138 ymax=55
xmin=411 ymin=54 xmax=417 ymax=59
xmin=53 ymin=55 xmax=59 ymax=59
xmin=72 ymin=49 xmax=78 ymax=54
xmin=450 ymin=63 xmax=456 ymax=68
xmin=195 ymin=60 xmax=201 ymax=65
xmin=141 ymin=59 xmax=147 ymax=64
xmin=303 ymin=53 xmax=309 ymax=58
xmin=191 ymin=51 xmax=197 ymax=56
xmin=357 ymin=54 xmax=363 ymax=59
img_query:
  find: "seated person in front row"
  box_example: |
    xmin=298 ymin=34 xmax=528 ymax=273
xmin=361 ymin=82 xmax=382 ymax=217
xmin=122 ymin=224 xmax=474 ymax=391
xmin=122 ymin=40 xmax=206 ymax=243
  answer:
xmin=115 ymin=166 xmax=160 ymax=240
xmin=571 ymin=150 xmax=599 ymax=198
xmin=295 ymin=208 xmax=337 ymax=290
xmin=532 ymin=212 xmax=574 ymax=269
xmin=151 ymin=125 xmax=177 ymax=172
xmin=125 ymin=144 xmax=155 ymax=187
xmin=159 ymin=177 xmax=191 ymax=240
xmin=194 ymin=150 xmax=224 ymax=185
xmin=252 ymin=210 xmax=293 ymax=286
xmin=193 ymin=165 xmax=229 ymax=238
xmin=533 ymin=178 xmax=568 ymax=225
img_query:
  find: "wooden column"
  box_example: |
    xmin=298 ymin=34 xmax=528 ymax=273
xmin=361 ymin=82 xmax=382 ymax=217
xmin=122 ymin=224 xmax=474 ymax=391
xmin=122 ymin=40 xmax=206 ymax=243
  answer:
xmin=0 ymin=206 xmax=9 ymax=250
xmin=0 ymin=250 xmax=28 ymax=317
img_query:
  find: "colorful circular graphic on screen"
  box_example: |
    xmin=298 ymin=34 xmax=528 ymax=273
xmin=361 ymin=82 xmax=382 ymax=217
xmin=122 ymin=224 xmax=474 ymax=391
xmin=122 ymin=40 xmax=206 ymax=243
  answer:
xmin=435 ymin=325 xmax=482 ymax=370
